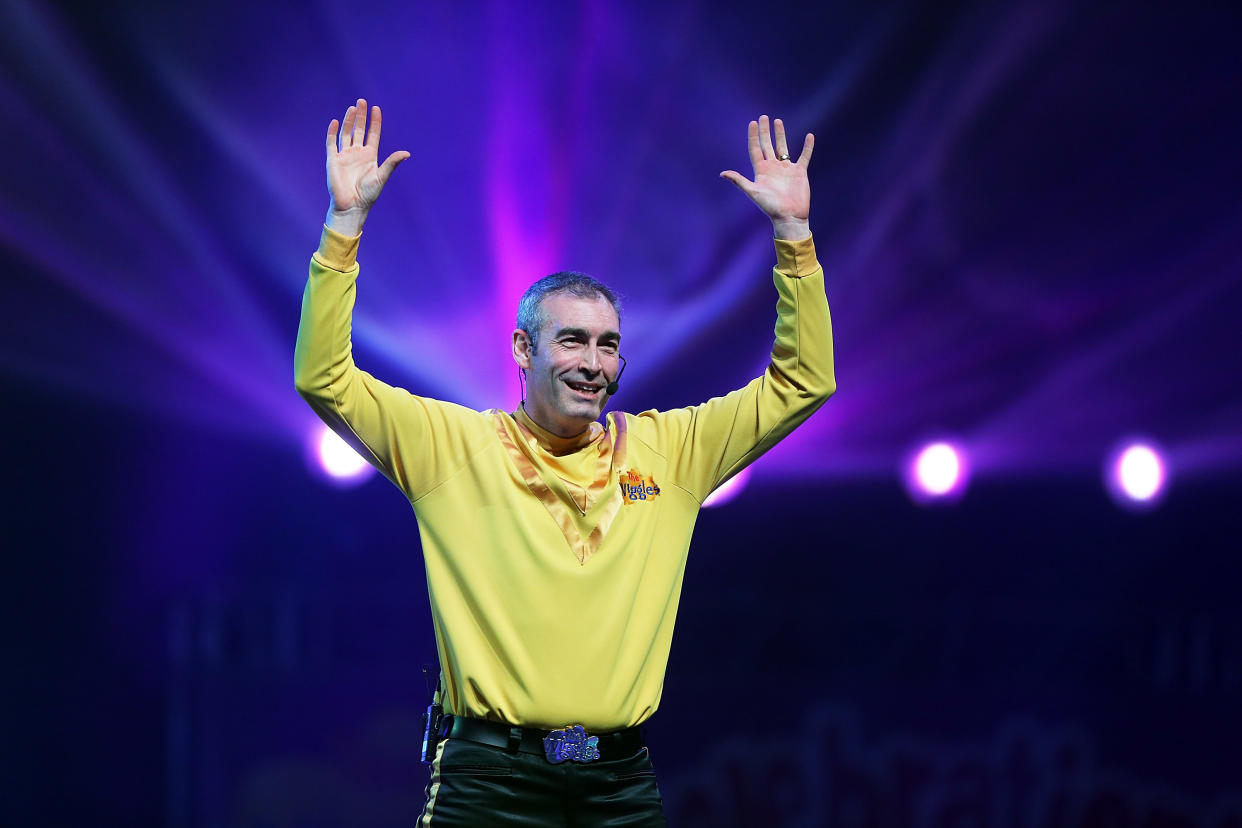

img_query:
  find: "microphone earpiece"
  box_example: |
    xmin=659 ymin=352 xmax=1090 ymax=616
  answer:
xmin=606 ymin=355 xmax=627 ymax=396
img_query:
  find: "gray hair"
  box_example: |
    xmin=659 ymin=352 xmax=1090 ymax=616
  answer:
xmin=515 ymin=271 xmax=622 ymax=353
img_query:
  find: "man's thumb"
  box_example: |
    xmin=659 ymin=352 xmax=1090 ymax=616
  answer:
xmin=379 ymin=151 xmax=410 ymax=183
xmin=719 ymin=170 xmax=752 ymax=195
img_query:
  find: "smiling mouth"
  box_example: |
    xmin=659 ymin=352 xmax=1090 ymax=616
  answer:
xmin=565 ymin=381 xmax=602 ymax=395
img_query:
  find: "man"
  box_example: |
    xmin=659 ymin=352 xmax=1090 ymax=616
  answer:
xmin=295 ymin=98 xmax=835 ymax=826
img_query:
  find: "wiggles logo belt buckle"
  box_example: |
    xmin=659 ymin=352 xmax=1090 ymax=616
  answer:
xmin=542 ymin=724 xmax=601 ymax=764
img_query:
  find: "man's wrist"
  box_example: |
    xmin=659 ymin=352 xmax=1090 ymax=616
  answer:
xmin=325 ymin=206 xmax=369 ymax=238
xmin=771 ymin=217 xmax=811 ymax=241
xmin=315 ymin=224 xmax=363 ymax=271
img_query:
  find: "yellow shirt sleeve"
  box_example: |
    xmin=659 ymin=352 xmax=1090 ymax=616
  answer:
xmin=631 ymin=235 xmax=836 ymax=502
xmin=294 ymin=225 xmax=489 ymax=500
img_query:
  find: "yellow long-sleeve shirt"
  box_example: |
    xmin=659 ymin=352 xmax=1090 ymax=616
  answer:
xmin=294 ymin=227 xmax=834 ymax=731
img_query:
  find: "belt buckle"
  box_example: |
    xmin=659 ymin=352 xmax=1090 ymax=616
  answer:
xmin=542 ymin=724 xmax=601 ymax=764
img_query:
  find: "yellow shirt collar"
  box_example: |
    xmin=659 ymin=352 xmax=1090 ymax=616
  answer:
xmin=515 ymin=405 xmax=605 ymax=456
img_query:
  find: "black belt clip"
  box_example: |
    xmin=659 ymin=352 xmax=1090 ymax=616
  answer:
xmin=420 ymin=702 xmax=443 ymax=764
xmin=542 ymin=724 xmax=601 ymax=764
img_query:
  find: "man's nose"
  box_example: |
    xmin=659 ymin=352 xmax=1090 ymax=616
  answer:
xmin=580 ymin=346 xmax=602 ymax=374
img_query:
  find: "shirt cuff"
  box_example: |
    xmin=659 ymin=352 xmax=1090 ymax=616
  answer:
xmin=313 ymin=225 xmax=362 ymax=272
xmin=773 ymin=234 xmax=820 ymax=278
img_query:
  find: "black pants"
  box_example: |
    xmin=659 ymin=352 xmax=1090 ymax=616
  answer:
xmin=418 ymin=736 xmax=667 ymax=826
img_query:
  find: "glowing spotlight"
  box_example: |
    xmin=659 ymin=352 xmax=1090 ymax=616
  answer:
xmin=703 ymin=467 xmax=751 ymax=508
xmin=309 ymin=423 xmax=374 ymax=485
xmin=904 ymin=440 xmax=969 ymax=504
xmin=916 ymin=443 xmax=960 ymax=494
xmin=1106 ymin=441 xmax=1166 ymax=508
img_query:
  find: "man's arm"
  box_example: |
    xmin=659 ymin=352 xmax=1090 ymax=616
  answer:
xmin=294 ymin=100 xmax=483 ymax=499
xmin=637 ymin=116 xmax=835 ymax=502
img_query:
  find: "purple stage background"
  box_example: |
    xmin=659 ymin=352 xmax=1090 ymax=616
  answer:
xmin=3 ymin=0 xmax=1240 ymax=825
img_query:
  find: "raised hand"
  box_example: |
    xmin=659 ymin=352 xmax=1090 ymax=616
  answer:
xmin=325 ymin=98 xmax=409 ymax=235
xmin=720 ymin=115 xmax=814 ymax=240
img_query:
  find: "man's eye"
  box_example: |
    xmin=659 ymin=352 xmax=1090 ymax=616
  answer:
xmin=600 ymin=344 xmax=618 ymax=354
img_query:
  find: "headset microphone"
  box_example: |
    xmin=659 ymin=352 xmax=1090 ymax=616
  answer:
xmin=605 ymin=355 xmax=627 ymax=396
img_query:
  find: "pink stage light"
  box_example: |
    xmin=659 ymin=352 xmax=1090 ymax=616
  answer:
xmin=904 ymin=441 xmax=969 ymax=504
xmin=1106 ymin=441 xmax=1166 ymax=508
xmin=703 ymin=467 xmax=752 ymax=508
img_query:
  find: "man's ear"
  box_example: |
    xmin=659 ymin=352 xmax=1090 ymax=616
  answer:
xmin=512 ymin=329 xmax=532 ymax=370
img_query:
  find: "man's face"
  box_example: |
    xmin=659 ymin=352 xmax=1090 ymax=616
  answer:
xmin=513 ymin=291 xmax=621 ymax=437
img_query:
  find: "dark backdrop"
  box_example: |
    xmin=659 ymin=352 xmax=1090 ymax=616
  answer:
xmin=3 ymin=0 xmax=1240 ymax=825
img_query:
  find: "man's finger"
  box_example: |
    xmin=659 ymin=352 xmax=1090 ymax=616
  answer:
xmin=758 ymin=115 xmax=775 ymax=160
xmin=366 ymin=105 xmax=382 ymax=147
xmin=326 ymin=119 xmax=340 ymax=155
xmin=797 ymin=133 xmax=815 ymax=167
xmin=352 ymin=98 xmax=367 ymax=147
xmin=342 ymin=105 xmax=357 ymax=148
xmin=746 ymin=120 xmax=762 ymax=169
xmin=774 ymin=118 xmax=789 ymax=159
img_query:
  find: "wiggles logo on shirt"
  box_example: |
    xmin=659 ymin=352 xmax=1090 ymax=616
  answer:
xmin=619 ymin=469 xmax=661 ymax=505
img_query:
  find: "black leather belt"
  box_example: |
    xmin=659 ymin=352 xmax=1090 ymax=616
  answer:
xmin=437 ymin=715 xmax=646 ymax=764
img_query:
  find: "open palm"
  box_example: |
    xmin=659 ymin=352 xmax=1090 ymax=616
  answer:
xmin=326 ymin=98 xmax=409 ymax=214
xmin=721 ymin=115 xmax=814 ymax=223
